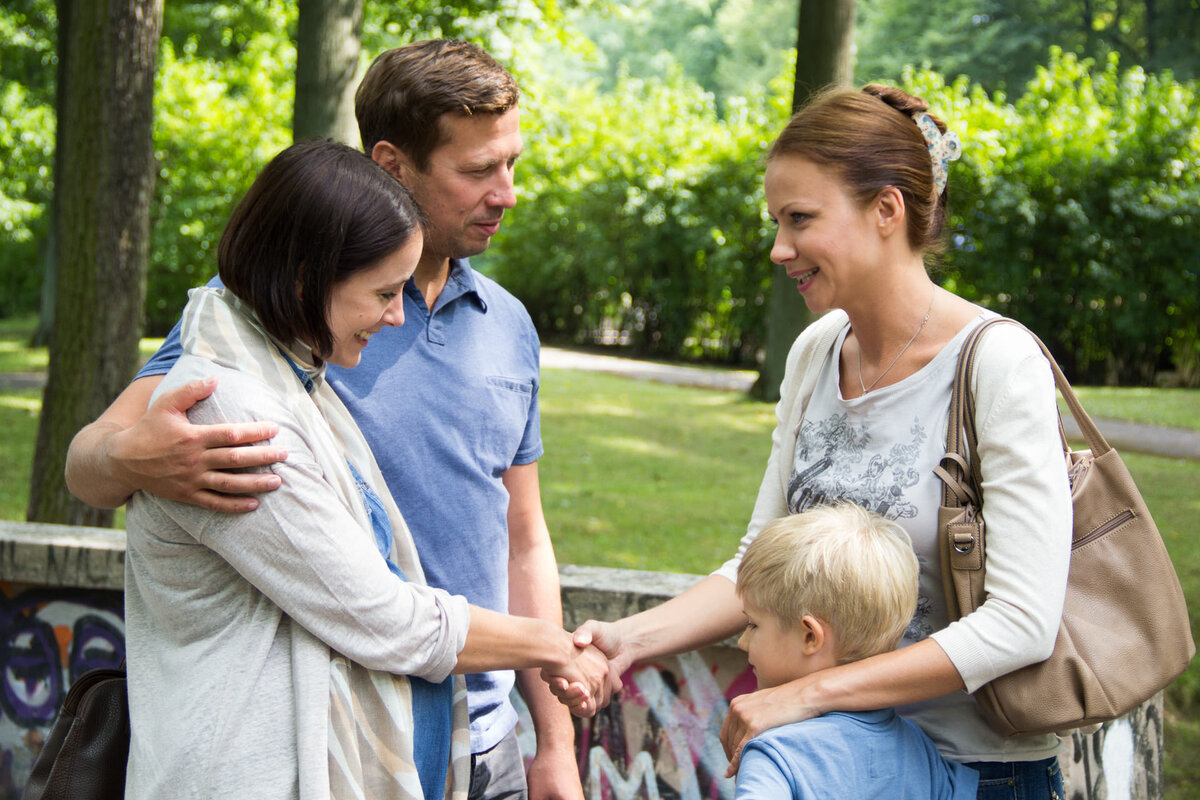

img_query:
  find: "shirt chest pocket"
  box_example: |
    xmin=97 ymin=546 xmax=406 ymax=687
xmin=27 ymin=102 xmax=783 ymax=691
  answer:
xmin=470 ymin=375 xmax=535 ymax=468
xmin=486 ymin=376 xmax=533 ymax=396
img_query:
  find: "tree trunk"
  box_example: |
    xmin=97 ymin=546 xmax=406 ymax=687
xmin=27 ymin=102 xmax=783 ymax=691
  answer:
xmin=1082 ymin=0 xmax=1096 ymax=59
xmin=293 ymin=0 xmax=364 ymax=146
xmin=756 ymin=0 xmax=856 ymax=401
xmin=30 ymin=0 xmax=73 ymax=349
xmin=1144 ymin=0 xmax=1157 ymax=61
xmin=27 ymin=0 xmax=162 ymax=526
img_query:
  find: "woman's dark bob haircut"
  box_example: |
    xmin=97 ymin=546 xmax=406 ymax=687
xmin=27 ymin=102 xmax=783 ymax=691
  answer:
xmin=218 ymin=139 xmax=422 ymax=358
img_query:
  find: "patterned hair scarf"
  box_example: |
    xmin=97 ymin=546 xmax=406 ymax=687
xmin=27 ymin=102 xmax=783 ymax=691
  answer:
xmin=913 ymin=111 xmax=962 ymax=196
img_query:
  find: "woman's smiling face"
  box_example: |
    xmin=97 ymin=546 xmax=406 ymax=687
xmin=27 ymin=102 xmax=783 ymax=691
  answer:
xmin=325 ymin=233 xmax=422 ymax=368
xmin=764 ymin=154 xmax=882 ymax=316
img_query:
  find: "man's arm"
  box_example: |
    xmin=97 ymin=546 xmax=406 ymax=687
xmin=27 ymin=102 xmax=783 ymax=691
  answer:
xmin=502 ymin=461 xmax=584 ymax=800
xmin=65 ymin=374 xmax=287 ymax=512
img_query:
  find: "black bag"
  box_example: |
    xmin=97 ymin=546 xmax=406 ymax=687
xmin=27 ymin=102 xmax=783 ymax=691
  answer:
xmin=23 ymin=666 xmax=129 ymax=800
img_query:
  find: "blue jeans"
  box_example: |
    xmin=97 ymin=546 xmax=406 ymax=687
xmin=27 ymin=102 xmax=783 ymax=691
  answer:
xmin=964 ymin=757 xmax=1063 ymax=800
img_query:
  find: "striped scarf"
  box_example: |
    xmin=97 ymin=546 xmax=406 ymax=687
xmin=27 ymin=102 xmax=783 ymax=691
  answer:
xmin=181 ymin=287 xmax=471 ymax=799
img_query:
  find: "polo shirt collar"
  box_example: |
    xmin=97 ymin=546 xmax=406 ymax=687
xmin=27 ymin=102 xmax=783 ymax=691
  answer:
xmin=437 ymin=258 xmax=488 ymax=313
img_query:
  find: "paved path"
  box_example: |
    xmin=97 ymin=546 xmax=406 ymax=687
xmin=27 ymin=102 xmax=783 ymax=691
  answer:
xmin=5 ymin=355 xmax=1197 ymax=459
xmin=542 ymin=347 xmax=1200 ymax=461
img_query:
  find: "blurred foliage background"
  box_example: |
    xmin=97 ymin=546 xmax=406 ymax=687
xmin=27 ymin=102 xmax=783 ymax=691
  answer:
xmin=1 ymin=0 xmax=1198 ymax=385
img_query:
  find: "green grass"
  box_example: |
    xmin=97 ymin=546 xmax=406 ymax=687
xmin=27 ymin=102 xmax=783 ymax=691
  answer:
xmin=1063 ymin=386 xmax=1200 ymax=430
xmin=539 ymin=369 xmax=776 ymax=574
xmin=0 ymin=315 xmax=47 ymax=373
xmin=3 ymin=319 xmax=1199 ymax=794
xmin=0 ymin=389 xmax=40 ymax=520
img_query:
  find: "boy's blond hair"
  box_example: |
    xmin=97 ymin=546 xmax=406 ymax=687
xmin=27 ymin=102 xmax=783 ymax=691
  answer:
xmin=736 ymin=503 xmax=918 ymax=663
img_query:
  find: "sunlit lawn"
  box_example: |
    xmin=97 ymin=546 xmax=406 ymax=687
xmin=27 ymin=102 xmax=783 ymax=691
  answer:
xmin=1064 ymin=387 xmax=1200 ymax=431
xmin=540 ymin=369 xmax=776 ymax=574
xmin=3 ymin=316 xmax=1200 ymax=795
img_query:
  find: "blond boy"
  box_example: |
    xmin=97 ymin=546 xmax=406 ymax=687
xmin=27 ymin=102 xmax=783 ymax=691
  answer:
xmin=733 ymin=503 xmax=979 ymax=799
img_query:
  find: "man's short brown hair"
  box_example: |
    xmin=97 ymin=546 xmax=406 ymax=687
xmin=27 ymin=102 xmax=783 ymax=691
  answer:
xmin=355 ymin=39 xmax=520 ymax=171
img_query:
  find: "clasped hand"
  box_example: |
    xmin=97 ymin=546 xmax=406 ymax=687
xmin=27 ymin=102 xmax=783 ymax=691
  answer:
xmin=539 ymin=638 xmax=611 ymax=718
xmin=541 ymin=619 xmax=629 ymax=717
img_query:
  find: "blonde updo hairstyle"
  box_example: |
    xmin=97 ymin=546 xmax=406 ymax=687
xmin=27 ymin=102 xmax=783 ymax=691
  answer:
xmin=768 ymin=84 xmax=951 ymax=252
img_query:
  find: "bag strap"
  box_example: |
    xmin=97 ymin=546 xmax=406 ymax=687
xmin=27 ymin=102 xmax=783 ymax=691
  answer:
xmin=936 ymin=316 xmax=1112 ymax=511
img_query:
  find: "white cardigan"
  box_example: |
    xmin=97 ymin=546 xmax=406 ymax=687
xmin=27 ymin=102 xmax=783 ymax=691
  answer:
xmin=715 ymin=309 xmax=1072 ymax=761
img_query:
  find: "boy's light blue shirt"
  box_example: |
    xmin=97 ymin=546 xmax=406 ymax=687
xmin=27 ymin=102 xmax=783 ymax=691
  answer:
xmin=138 ymin=259 xmax=543 ymax=752
xmin=735 ymin=710 xmax=980 ymax=800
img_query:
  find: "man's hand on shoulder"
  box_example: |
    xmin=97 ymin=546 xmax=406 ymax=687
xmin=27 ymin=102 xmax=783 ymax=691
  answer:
xmin=67 ymin=375 xmax=287 ymax=513
xmin=113 ymin=376 xmax=288 ymax=512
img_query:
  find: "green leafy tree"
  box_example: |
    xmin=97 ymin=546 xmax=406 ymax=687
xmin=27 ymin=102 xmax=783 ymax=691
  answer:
xmin=911 ymin=50 xmax=1200 ymax=384
xmin=856 ymin=0 xmax=1200 ymax=90
xmin=566 ymin=0 xmax=798 ymax=112
xmin=712 ymin=0 xmax=800 ymax=103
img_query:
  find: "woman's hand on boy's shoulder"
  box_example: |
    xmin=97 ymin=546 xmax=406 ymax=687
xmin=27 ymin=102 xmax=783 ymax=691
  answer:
xmin=721 ymin=679 xmax=818 ymax=777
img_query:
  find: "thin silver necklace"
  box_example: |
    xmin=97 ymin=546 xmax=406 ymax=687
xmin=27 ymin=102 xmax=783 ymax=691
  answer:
xmin=857 ymin=288 xmax=936 ymax=394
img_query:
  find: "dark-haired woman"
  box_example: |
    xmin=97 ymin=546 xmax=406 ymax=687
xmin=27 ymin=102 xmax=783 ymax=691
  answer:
xmin=123 ymin=140 xmax=605 ymax=800
xmin=564 ymin=86 xmax=1071 ymax=799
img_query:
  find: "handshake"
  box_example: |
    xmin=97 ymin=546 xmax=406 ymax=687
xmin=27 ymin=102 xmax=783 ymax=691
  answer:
xmin=538 ymin=620 xmax=627 ymax=718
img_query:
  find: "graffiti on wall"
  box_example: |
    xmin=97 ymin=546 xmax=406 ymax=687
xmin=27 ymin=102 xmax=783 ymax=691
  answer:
xmin=511 ymin=646 xmax=1161 ymax=800
xmin=0 ymin=579 xmax=1161 ymax=800
xmin=0 ymin=584 xmax=125 ymax=796
xmin=514 ymin=648 xmax=756 ymax=800
xmin=1062 ymin=699 xmax=1164 ymax=800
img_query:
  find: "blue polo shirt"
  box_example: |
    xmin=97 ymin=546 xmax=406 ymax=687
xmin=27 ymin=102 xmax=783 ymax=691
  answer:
xmin=137 ymin=259 xmax=543 ymax=753
xmin=736 ymin=710 xmax=979 ymax=799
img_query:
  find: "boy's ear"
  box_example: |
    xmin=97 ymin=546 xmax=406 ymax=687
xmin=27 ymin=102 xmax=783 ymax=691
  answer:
xmin=799 ymin=614 xmax=829 ymax=656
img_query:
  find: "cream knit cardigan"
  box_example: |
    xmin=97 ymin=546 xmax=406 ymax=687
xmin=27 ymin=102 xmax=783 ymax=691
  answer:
xmin=715 ymin=309 xmax=1071 ymax=761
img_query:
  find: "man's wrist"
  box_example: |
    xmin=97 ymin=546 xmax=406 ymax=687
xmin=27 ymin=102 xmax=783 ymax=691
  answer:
xmin=90 ymin=423 xmax=140 ymax=505
xmin=533 ymin=619 xmax=573 ymax=671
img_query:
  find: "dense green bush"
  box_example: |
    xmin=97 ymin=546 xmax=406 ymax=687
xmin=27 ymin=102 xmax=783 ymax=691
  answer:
xmin=0 ymin=82 xmax=54 ymax=318
xmin=484 ymin=67 xmax=787 ymax=361
xmin=147 ymin=28 xmax=293 ymax=333
xmin=911 ymin=50 xmax=1200 ymax=384
xmin=0 ymin=1 xmax=55 ymax=318
xmin=489 ymin=49 xmax=1199 ymax=382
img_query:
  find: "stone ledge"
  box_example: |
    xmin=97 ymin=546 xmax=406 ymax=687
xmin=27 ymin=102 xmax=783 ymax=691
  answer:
xmin=0 ymin=523 xmax=714 ymax=608
xmin=0 ymin=520 xmax=125 ymax=589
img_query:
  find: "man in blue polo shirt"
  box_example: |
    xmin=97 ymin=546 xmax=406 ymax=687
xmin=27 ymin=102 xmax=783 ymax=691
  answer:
xmin=65 ymin=40 xmax=583 ymax=800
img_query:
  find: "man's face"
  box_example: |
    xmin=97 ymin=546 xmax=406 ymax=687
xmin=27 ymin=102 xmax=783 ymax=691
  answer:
xmin=403 ymin=106 xmax=522 ymax=264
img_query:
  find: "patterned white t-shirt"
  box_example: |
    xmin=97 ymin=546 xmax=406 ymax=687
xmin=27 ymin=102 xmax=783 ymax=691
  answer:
xmin=787 ymin=319 xmax=979 ymax=646
xmin=785 ymin=318 xmax=1017 ymax=758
